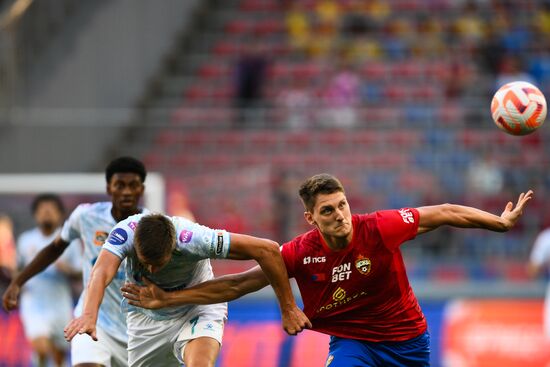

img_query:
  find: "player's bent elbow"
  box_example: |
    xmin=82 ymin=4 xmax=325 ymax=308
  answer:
xmin=256 ymin=239 xmax=281 ymax=259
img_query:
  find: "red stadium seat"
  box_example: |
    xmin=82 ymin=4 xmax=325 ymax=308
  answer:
xmin=198 ymin=63 xmax=230 ymax=79
xmin=224 ymin=20 xmax=250 ymax=34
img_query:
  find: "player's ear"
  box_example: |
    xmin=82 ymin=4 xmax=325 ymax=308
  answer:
xmin=106 ymin=183 xmax=113 ymax=196
xmin=304 ymin=211 xmax=315 ymax=225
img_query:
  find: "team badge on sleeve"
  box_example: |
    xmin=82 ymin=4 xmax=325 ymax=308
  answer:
xmin=179 ymin=230 xmax=193 ymax=243
xmin=215 ymin=231 xmax=224 ymax=255
xmin=355 ymin=256 xmax=371 ymax=275
xmin=107 ymin=228 xmax=128 ymax=245
xmin=398 ymin=208 xmax=415 ymax=224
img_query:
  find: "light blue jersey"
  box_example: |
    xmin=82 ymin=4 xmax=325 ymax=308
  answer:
xmin=18 ymin=227 xmax=79 ymax=318
xmin=103 ymin=214 xmax=230 ymax=321
xmin=61 ymin=202 xmax=147 ymax=342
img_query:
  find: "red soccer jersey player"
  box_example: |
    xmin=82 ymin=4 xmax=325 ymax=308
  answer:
xmin=282 ymin=210 xmax=425 ymax=342
xmin=121 ymin=174 xmax=533 ymax=367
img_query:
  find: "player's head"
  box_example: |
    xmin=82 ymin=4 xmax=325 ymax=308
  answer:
xmin=31 ymin=193 xmax=65 ymax=233
xmin=299 ymin=174 xmax=352 ymax=238
xmin=105 ymin=157 xmax=146 ymax=213
xmin=134 ymin=214 xmax=176 ymax=273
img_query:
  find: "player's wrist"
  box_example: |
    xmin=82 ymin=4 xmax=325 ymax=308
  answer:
xmin=81 ymin=310 xmax=98 ymax=322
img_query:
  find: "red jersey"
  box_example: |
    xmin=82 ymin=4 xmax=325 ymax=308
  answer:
xmin=281 ymin=209 xmax=426 ymax=342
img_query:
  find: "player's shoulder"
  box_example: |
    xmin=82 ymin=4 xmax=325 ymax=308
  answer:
xmin=71 ymin=202 xmax=110 ymax=217
xmin=286 ymin=228 xmax=320 ymax=250
xmin=352 ymin=212 xmax=378 ymax=231
xmin=17 ymin=227 xmax=40 ymax=244
xmin=536 ymin=227 xmax=550 ymax=245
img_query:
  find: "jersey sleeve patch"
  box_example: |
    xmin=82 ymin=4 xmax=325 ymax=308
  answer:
xmin=376 ymin=208 xmax=420 ymax=251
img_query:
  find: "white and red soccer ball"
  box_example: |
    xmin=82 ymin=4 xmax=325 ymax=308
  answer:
xmin=491 ymin=81 xmax=547 ymax=135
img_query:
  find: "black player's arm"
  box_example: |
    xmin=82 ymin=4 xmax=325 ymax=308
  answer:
xmin=13 ymin=235 xmax=70 ymax=286
xmin=172 ymin=265 xmax=268 ymax=305
xmin=123 ymin=266 xmax=269 ymax=308
xmin=417 ymin=190 xmax=533 ymax=234
xmin=226 ymin=233 xmax=296 ymax=310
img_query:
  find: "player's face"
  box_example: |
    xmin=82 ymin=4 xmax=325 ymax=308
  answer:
xmin=34 ymin=201 xmax=63 ymax=232
xmin=107 ymin=173 xmax=144 ymax=212
xmin=136 ymin=251 xmax=172 ymax=274
xmin=305 ymin=191 xmax=352 ymax=239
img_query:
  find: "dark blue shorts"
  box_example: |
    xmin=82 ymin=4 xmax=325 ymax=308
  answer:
xmin=326 ymin=331 xmax=430 ymax=367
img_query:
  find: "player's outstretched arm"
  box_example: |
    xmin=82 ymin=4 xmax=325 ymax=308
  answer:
xmin=64 ymin=249 xmax=121 ymax=342
xmin=417 ymin=190 xmax=533 ymax=234
xmin=122 ymin=265 xmax=269 ymax=309
xmin=226 ymin=233 xmax=311 ymax=335
xmin=2 ymin=236 xmax=70 ymax=311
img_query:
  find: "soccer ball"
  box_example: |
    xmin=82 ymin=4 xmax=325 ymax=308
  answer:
xmin=490 ymin=81 xmax=547 ymax=135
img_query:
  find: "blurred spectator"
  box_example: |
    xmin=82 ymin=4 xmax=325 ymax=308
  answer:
xmin=412 ymin=15 xmax=445 ymax=58
xmin=477 ymin=22 xmax=506 ymax=75
xmin=277 ymin=77 xmax=313 ymax=130
xmin=495 ymin=54 xmax=536 ymax=89
xmin=528 ymin=36 xmax=550 ymax=94
xmin=234 ymin=43 xmax=269 ymax=127
xmin=341 ymin=2 xmax=371 ymax=38
xmin=320 ymin=61 xmax=361 ymax=129
xmin=382 ymin=18 xmax=411 ymax=59
xmin=466 ymin=154 xmax=504 ymax=195
xmin=286 ymin=3 xmax=310 ymax=54
xmin=452 ymin=0 xmax=485 ymax=42
xmin=536 ymin=0 xmax=550 ymax=34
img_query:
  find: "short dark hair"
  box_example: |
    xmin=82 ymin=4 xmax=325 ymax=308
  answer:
xmin=105 ymin=157 xmax=147 ymax=184
xmin=134 ymin=214 xmax=176 ymax=264
xmin=299 ymin=174 xmax=345 ymax=212
xmin=31 ymin=193 xmax=65 ymax=215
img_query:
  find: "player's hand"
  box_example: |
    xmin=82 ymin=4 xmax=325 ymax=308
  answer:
xmin=121 ymin=277 xmax=167 ymax=309
xmin=281 ymin=304 xmax=312 ymax=336
xmin=500 ymin=190 xmax=534 ymax=230
xmin=64 ymin=314 xmax=97 ymax=342
xmin=2 ymin=283 xmax=20 ymax=311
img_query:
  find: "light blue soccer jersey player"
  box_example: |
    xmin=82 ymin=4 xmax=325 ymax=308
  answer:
xmin=17 ymin=194 xmax=81 ymax=367
xmin=65 ymin=213 xmax=311 ymax=367
xmin=3 ymin=157 xmax=148 ymax=367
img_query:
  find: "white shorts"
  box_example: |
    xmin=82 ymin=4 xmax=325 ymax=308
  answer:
xmin=127 ymin=303 xmax=227 ymax=367
xmin=71 ymin=325 xmax=128 ymax=367
xmin=20 ymin=298 xmax=72 ymax=350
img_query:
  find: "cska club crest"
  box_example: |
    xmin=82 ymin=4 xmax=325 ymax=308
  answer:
xmin=355 ymin=256 xmax=371 ymax=275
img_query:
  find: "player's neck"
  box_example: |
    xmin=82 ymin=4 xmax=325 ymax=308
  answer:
xmin=322 ymin=231 xmax=352 ymax=251
xmin=39 ymin=226 xmax=56 ymax=237
xmin=111 ymin=207 xmax=141 ymax=222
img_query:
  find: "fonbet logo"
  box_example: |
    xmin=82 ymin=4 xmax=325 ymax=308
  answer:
xmin=399 ymin=208 xmax=414 ymax=224
xmin=332 ymin=262 xmax=351 ymax=282
xmin=303 ymin=256 xmax=326 ymax=265
xmin=107 ymin=228 xmax=128 ymax=245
